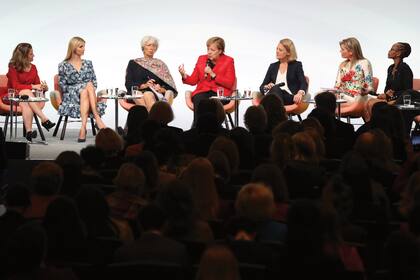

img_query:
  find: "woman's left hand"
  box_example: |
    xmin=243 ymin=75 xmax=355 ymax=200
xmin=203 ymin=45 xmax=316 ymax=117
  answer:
xmin=293 ymin=90 xmax=305 ymax=104
xmin=154 ymin=84 xmax=165 ymax=93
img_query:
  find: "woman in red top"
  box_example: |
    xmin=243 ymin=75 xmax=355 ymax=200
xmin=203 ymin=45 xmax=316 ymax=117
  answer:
xmin=179 ymin=37 xmax=236 ymax=127
xmin=6 ymin=43 xmax=55 ymax=142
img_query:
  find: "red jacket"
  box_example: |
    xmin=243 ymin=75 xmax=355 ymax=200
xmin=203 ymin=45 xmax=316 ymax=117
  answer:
xmin=4 ymin=64 xmax=40 ymax=96
xmin=183 ymin=54 xmax=236 ymax=98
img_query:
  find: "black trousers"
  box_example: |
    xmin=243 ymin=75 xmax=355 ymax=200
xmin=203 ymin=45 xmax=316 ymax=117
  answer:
xmin=268 ymin=88 xmax=294 ymax=105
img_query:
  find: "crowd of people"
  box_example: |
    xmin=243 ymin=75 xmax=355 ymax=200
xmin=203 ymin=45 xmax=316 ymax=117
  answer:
xmin=0 ymin=35 xmax=419 ymax=280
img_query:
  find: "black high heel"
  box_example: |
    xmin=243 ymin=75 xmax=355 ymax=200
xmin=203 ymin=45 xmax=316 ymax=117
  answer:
xmin=26 ymin=130 xmax=38 ymax=142
xmin=77 ymin=129 xmax=87 ymax=143
xmin=41 ymin=120 xmax=56 ymax=131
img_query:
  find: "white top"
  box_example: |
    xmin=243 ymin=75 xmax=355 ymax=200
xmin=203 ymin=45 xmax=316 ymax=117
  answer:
xmin=275 ymin=70 xmax=292 ymax=95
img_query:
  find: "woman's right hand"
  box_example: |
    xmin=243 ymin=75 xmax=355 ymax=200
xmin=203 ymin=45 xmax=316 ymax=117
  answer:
xmin=178 ymin=64 xmax=187 ymax=79
xmin=31 ymin=84 xmax=43 ymax=90
xmin=263 ymin=82 xmax=275 ymax=91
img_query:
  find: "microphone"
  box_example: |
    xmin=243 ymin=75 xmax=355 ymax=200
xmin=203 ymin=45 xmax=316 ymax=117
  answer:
xmin=204 ymin=58 xmax=215 ymax=78
xmin=276 ymin=82 xmax=285 ymax=87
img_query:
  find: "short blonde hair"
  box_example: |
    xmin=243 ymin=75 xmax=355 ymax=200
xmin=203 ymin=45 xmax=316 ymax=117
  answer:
xmin=64 ymin=36 xmax=85 ymax=61
xmin=141 ymin=35 xmax=159 ymax=51
xmin=279 ymin=38 xmax=297 ymax=61
xmin=206 ymin=37 xmax=225 ymax=53
xmin=340 ymin=37 xmax=365 ymax=61
xmin=235 ymin=183 xmax=275 ymax=221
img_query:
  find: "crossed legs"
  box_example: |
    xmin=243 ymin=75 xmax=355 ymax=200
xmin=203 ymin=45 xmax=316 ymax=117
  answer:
xmin=78 ymin=82 xmax=106 ymax=140
xmin=19 ymin=89 xmax=51 ymax=132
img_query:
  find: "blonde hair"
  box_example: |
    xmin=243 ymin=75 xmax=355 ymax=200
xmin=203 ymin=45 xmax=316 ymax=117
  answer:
xmin=340 ymin=37 xmax=365 ymax=61
xmin=141 ymin=35 xmax=159 ymax=51
xmin=235 ymin=183 xmax=275 ymax=221
xmin=206 ymin=36 xmax=225 ymax=53
xmin=64 ymin=36 xmax=86 ymax=61
xmin=9 ymin=43 xmax=33 ymax=72
xmin=279 ymin=38 xmax=298 ymax=61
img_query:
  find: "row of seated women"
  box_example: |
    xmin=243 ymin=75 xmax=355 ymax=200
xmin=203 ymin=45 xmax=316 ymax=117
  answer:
xmin=1 ymin=35 xmax=414 ymax=142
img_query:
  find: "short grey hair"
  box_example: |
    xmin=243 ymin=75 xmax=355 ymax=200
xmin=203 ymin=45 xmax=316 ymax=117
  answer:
xmin=141 ymin=35 xmax=159 ymax=51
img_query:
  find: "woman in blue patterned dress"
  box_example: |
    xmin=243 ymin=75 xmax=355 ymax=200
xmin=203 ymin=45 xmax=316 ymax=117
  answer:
xmin=58 ymin=36 xmax=106 ymax=142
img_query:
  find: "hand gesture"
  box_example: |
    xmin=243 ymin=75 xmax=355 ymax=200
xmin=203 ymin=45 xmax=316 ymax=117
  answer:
xmin=178 ymin=64 xmax=187 ymax=78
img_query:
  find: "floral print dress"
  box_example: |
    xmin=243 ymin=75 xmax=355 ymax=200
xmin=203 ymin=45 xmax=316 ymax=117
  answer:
xmin=58 ymin=59 xmax=106 ymax=118
xmin=335 ymin=58 xmax=373 ymax=96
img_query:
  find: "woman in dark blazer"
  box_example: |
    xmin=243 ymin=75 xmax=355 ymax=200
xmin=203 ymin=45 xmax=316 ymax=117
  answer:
xmin=258 ymin=38 xmax=308 ymax=106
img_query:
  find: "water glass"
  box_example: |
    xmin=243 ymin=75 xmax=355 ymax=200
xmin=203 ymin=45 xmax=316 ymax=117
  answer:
xmin=403 ymin=95 xmax=411 ymax=106
xmin=217 ymin=87 xmax=224 ymax=98
xmin=131 ymin=86 xmax=139 ymax=96
xmin=244 ymin=88 xmax=251 ymax=98
xmin=107 ymin=88 xmax=114 ymax=96
xmin=7 ymin=88 xmax=15 ymax=99
xmin=35 ymin=90 xmax=43 ymax=98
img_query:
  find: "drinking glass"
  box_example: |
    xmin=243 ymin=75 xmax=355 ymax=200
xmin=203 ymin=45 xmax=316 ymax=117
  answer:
xmin=403 ymin=95 xmax=411 ymax=106
xmin=7 ymin=88 xmax=15 ymax=99
xmin=35 ymin=90 xmax=43 ymax=98
xmin=131 ymin=86 xmax=139 ymax=96
xmin=217 ymin=87 xmax=224 ymax=98
xmin=244 ymin=88 xmax=251 ymax=98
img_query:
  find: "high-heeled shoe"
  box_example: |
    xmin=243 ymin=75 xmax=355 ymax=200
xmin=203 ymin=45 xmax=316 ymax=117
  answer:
xmin=26 ymin=130 xmax=38 ymax=142
xmin=41 ymin=120 xmax=56 ymax=131
xmin=77 ymin=129 xmax=87 ymax=143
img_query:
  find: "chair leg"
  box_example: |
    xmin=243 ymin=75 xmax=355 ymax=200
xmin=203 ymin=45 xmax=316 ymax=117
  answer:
xmin=23 ymin=126 xmax=26 ymax=137
xmin=34 ymin=115 xmax=45 ymax=141
xmin=227 ymin=113 xmax=234 ymax=128
xmin=60 ymin=116 xmax=68 ymax=140
xmin=4 ymin=115 xmax=9 ymax=137
xmin=53 ymin=116 xmax=63 ymax=137
xmin=347 ymin=116 xmax=350 ymax=124
xmin=90 ymin=118 xmax=96 ymax=136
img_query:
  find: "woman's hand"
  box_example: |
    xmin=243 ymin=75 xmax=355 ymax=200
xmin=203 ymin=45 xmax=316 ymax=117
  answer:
xmin=141 ymin=79 xmax=155 ymax=90
xmin=178 ymin=64 xmax=187 ymax=79
xmin=293 ymin=90 xmax=305 ymax=104
xmin=41 ymin=81 xmax=48 ymax=92
xmin=263 ymin=83 xmax=275 ymax=91
xmin=153 ymin=84 xmax=165 ymax=94
xmin=31 ymin=84 xmax=43 ymax=90
xmin=204 ymin=65 xmax=214 ymax=78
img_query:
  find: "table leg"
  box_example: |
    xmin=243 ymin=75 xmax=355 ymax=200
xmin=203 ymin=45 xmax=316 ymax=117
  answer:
xmin=337 ymin=103 xmax=341 ymax=119
xmin=14 ymin=103 xmax=17 ymax=138
xmin=234 ymin=99 xmax=239 ymax=127
xmin=115 ymin=99 xmax=118 ymax=131
xmin=9 ymin=100 xmax=13 ymax=140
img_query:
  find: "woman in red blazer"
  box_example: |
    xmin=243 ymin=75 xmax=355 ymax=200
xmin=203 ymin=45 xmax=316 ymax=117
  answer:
xmin=179 ymin=37 xmax=236 ymax=126
xmin=5 ymin=43 xmax=55 ymax=142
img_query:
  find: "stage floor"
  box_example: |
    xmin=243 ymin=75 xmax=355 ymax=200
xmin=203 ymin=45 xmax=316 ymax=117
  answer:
xmin=6 ymin=128 xmax=96 ymax=160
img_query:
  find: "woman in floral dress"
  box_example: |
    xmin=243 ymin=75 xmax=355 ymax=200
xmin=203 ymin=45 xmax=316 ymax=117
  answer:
xmin=58 ymin=36 xmax=106 ymax=142
xmin=334 ymin=37 xmax=373 ymax=118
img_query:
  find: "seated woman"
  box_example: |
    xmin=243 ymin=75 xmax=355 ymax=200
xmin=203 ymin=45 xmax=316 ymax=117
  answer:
xmin=255 ymin=38 xmax=308 ymax=108
xmin=366 ymin=43 xmax=413 ymax=114
xmin=58 ymin=36 xmax=106 ymax=142
xmin=125 ymin=35 xmax=177 ymax=111
xmin=5 ymin=43 xmax=55 ymax=142
xmin=334 ymin=37 xmax=373 ymax=118
xmin=179 ymin=36 xmax=236 ymax=127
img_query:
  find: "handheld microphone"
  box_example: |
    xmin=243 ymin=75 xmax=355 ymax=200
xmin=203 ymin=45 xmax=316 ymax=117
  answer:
xmin=204 ymin=58 xmax=215 ymax=78
xmin=276 ymin=82 xmax=285 ymax=87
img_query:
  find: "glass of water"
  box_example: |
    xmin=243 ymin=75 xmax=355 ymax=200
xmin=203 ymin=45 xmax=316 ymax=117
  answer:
xmin=7 ymin=88 xmax=15 ymax=99
xmin=217 ymin=87 xmax=224 ymax=98
xmin=131 ymin=86 xmax=139 ymax=96
xmin=244 ymin=88 xmax=251 ymax=98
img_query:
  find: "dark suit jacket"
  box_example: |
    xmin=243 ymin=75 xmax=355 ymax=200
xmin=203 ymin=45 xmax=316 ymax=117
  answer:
xmin=114 ymin=232 xmax=189 ymax=266
xmin=259 ymin=60 xmax=308 ymax=94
